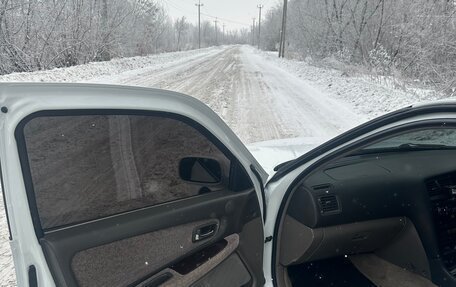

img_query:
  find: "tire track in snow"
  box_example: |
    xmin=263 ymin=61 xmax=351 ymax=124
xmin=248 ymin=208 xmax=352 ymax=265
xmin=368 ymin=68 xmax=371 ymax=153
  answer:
xmin=105 ymin=45 xmax=364 ymax=143
xmin=238 ymin=46 xmax=364 ymax=140
xmin=114 ymin=46 xmax=300 ymax=143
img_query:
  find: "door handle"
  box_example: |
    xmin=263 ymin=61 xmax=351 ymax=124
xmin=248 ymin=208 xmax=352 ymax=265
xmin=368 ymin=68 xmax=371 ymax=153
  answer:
xmin=192 ymin=223 xmax=218 ymax=242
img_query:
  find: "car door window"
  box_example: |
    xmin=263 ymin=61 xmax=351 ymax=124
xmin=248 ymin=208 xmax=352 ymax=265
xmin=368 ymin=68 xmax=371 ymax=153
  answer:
xmin=20 ymin=113 xmax=231 ymax=230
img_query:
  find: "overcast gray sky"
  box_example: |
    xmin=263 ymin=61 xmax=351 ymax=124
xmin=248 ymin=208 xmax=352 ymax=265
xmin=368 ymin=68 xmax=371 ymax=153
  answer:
xmin=158 ymin=0 xmax=280 ymax=31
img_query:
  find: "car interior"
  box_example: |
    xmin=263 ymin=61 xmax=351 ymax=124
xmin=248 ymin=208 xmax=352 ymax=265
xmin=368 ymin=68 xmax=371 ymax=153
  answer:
xmin=274 ymin=126 xmax=456 ymax=287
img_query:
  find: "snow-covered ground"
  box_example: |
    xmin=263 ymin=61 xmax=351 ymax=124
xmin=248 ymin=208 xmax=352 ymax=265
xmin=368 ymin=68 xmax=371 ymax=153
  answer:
xmin=259 ymin=50 xmax=450 ymax=118
xmin=0 ymin=47 xmax=224 ymax=84
xmin=0 ymin=44 xmax=445 ymax=286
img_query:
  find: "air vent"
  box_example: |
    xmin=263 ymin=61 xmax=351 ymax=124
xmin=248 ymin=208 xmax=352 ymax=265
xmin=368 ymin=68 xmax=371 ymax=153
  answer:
xmin=313 ymin=184 xmax=331 ymax=191
xmin=318 ymin=194 xmax=340 ymax=214
xmin=426 ymin=172 xmax=456 ymax=275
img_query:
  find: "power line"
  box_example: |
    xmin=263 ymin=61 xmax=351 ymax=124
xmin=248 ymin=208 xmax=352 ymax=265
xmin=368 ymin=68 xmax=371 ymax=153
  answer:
xmin=201 ymin=12 xmax=250 ymax=27
xmin=161 ymin=0 xmax=193 ymax=15
xmin=161 ymin=0 xmax=251 ymax=27
xmin=262 ymin=0 xmax=272 ymax=7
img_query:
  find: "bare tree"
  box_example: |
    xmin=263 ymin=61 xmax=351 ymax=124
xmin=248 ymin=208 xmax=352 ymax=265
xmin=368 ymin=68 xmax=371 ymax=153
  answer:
xmin=0 ymin=0 xmax=253 ymax=75
xmin=262 ymin=0 xmax=456 ymax=94
xmin=174 ymin=16 xmax=187 ymax=51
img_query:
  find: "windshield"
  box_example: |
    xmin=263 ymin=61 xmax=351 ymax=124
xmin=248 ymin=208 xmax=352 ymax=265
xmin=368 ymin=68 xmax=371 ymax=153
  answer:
xmin=363 ymin=128 xmax=456 ymax=150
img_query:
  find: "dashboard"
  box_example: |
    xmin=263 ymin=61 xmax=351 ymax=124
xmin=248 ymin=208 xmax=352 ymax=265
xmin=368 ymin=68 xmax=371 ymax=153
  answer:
xmin=282 ymin=149 xmax=456 ymax=286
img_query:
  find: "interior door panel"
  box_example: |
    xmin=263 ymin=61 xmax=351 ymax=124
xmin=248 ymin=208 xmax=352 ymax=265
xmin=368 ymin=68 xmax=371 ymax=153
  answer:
xmin=71 ymin=220 xmax=218 ymax=286
xmin=39 ymin=188 xmax=263 ymax=287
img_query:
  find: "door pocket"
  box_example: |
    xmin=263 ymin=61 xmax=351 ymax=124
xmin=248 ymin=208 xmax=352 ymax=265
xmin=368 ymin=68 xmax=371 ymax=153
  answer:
xmin=171 ymin=239 xmax=228 ymax=274
xmin=142 ymin=234 xmax=240 ymax=287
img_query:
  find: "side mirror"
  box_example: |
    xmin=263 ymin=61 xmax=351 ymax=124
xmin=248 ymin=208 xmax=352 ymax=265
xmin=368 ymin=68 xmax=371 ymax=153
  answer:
xmin=179 ymin=157 xmax=222 ymax=184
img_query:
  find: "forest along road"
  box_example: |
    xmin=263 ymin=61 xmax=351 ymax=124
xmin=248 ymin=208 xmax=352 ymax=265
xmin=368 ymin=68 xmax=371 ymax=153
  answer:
xmin=0 ymin=45 xmax=365 ymax=286
xmin=94 ymin=45 xmax=364 ymax=144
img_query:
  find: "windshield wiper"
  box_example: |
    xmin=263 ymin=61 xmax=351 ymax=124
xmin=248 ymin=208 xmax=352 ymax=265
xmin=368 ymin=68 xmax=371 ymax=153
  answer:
xmin=397 ymin=143 xmax=448 ymax=149
xmin=352 ymin=142 xmax=456 ymax=156
xmin=274 ymin=159 xmax=295 ymax=171
xmin=277 ymin=143 xmax=456 ymax=170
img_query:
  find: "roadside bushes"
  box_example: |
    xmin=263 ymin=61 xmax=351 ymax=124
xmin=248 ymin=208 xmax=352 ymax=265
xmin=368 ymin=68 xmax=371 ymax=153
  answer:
xmin=261 ymin=0 xmax=456 ymax=95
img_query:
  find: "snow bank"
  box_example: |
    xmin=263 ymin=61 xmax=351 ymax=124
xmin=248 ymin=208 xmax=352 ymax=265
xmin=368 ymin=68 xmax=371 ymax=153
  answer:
xmin=257 ymin=50 xmax=452 ymax=119
xmin=0 ymin=47 xmax=222 ymax=84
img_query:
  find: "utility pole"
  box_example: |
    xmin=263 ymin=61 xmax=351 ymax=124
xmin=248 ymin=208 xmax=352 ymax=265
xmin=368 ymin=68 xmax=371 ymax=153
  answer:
xmin=101 ymin=0 xmax=110 ymax=60
xmin=214 ymin=17 xmax=218 ymax=45
xmin=257 ymin=4 xmax=264 ymax=50
xmin=279 ymin=0 xmax=288 ymax=57
xmin=195 ymin=0 xmax=204 ymax=49
xmin=223 ymin=23 xmax=225 ymax=44
xmin=278 ymin=29 xmax=283 ymax=56
xmin=252 ymin=18 xmax=256 ymax=46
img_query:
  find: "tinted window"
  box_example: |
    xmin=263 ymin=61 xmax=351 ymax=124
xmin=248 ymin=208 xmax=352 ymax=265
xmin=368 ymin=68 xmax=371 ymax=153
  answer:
xmin=22 ymin=114 xmax=230 ymax=230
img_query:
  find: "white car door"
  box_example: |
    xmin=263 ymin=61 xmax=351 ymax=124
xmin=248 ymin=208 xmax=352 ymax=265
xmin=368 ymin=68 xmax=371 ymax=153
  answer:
xmin=0 ymin=83 xmax=268 ymax=287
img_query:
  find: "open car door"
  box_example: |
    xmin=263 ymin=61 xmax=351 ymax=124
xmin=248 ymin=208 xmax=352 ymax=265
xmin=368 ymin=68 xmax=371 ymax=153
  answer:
xmin=260 ymin=101 xmax=456 ymax=287
xmin=0 ymin=83 xmax=268 ymax=287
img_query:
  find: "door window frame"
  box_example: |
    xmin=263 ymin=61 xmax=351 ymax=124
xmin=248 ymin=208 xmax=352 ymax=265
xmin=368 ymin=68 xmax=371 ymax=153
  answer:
xmin=14 ymin=109 xmax=245 ymax=238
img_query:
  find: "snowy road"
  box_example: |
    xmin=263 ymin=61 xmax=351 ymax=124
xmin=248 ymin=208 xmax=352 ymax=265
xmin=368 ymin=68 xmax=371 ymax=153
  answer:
xmin=94 ymin=45 xmax=364 ymax=143
xmin=0 ymin=45 xmax=366 ymax=286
